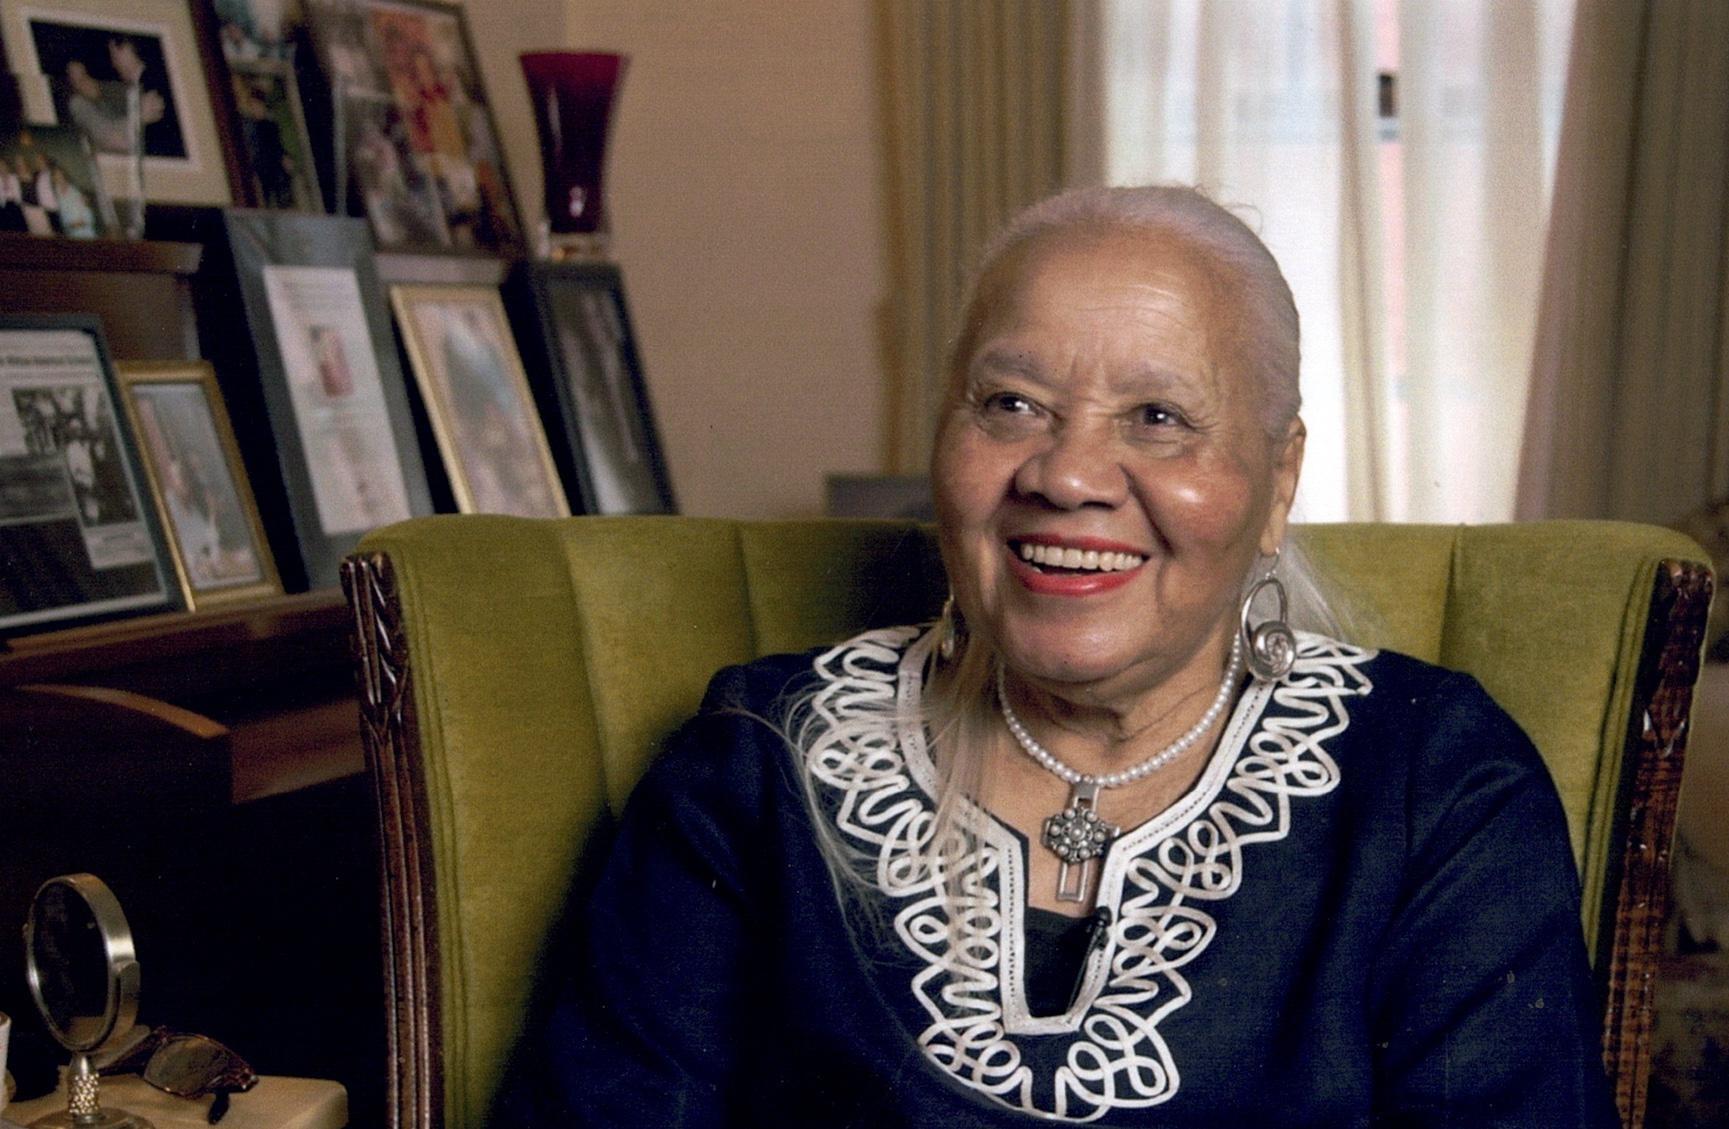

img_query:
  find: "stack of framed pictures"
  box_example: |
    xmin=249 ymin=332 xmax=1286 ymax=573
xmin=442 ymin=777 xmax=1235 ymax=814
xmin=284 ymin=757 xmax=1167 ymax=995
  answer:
xmin=0 ymin=0 xmax=681 ymax=642
xmin=0 ymin=0 xmax=524 ymax=246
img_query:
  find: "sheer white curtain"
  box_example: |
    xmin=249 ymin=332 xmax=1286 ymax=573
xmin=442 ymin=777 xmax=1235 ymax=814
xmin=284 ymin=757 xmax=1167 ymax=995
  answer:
xmin=1090 ymin=0 xmax=1571 ymax=523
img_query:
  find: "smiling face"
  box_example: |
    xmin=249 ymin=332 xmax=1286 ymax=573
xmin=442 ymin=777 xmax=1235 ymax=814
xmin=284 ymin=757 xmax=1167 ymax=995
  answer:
xmin=933 ymin=225 xmax=1303 ymax=710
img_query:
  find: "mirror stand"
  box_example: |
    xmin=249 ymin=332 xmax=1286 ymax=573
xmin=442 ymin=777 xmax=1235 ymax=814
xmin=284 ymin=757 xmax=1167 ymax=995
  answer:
xmin=22 ymin=875 xmax=156 ymax=1129
xmin=27 ymin=1053 xmax=154 ymax=1129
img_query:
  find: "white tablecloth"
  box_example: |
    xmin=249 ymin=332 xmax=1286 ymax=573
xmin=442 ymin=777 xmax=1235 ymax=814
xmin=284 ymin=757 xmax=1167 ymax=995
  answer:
xmin=5 ymin=1074 xmax=345 ymax=1129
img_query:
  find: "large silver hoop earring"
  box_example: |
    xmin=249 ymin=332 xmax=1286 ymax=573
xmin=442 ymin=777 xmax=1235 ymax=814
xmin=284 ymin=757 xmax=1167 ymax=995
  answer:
xmin=937 ymin=594 xmax=966 ymax=662
xmin=1240 ymin=550 xmax=1295 ymax=683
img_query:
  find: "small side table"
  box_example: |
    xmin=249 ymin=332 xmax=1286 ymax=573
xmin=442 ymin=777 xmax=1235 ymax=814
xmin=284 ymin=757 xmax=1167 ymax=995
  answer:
xmin=5 ymin=1075 xmax=345 ymax=1129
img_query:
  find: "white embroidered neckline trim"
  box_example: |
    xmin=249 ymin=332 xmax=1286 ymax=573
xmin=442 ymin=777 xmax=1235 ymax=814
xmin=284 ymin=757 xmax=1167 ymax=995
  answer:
xmin=803 ymin=627 xmax=1375 ymax=1122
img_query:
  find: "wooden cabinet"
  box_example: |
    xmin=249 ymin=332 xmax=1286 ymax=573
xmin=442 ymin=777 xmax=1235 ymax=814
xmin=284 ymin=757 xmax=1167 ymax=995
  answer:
xmin=0 ymin=592 xmax=385 ymax=1123
xmin=0 ymin=234 xmax=385 ymax=1123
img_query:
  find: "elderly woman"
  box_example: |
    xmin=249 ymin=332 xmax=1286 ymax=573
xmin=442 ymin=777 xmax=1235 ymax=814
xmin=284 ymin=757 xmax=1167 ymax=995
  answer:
xmin=507 ymin=186 xmax=1616 ymax=1127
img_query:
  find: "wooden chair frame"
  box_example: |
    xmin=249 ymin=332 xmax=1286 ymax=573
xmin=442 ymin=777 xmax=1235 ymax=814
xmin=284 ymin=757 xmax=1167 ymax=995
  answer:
xmin=342 ymin=550 xmax=1711 ymax=1129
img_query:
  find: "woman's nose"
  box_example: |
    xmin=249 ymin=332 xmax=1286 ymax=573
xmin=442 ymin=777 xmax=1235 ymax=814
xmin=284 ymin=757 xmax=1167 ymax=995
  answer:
xmin=1011 ymin=422 xmax=1128 ymax=509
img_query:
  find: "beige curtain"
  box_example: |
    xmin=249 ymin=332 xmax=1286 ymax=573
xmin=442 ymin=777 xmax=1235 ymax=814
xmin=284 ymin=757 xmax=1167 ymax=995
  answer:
xmin=1087 ymin=0 xmax=1570 ymax=523
xmin=879 ymin=0 xmax=1071 ymax=473
xmin=1516 ymin=0 xmax=1729 ymax=522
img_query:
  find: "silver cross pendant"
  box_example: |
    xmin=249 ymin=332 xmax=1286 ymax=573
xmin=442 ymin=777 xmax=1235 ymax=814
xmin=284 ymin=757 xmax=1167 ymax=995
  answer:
xmin=1041 ymin=780 xmax=1120 ymax=903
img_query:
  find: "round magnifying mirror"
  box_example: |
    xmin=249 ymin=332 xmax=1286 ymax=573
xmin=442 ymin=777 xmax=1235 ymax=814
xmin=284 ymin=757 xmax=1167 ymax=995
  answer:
xmin=23 ymin=874 xmax=153 ymax=1129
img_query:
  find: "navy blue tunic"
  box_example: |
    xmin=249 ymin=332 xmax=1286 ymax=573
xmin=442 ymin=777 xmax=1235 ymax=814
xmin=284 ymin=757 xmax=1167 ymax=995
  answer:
xmin=504 ymin=628 xmax=1618 ymax=1127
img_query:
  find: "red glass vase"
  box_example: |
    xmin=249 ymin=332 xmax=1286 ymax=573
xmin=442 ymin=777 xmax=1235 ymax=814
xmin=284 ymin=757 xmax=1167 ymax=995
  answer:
xmin=520 ymin=51 xmax=627 ymax=248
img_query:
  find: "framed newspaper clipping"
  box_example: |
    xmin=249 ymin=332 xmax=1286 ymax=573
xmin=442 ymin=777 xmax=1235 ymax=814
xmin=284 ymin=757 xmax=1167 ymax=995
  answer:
xmin=0 ymin=313 xmax=181 ymax=637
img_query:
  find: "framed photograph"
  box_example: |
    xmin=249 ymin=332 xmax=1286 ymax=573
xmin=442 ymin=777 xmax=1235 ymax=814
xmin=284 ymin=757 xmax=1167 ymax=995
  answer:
xmin=206 ymin=209 xmax=433 ymax=589
xmin=305 ymin=0 xmax=520 ymax=253
xmin=390 ymin=283 xmax=568 ymax=518
xmin=114 ymin=360 xmax=282 ymax=608
xmin=208 ymin=0 xmax=340 ymax=212
xmin=0 ymin=315 xmax=181 ymax=636
xmin=0 ymin=0 xmax=236 ymax=205
xmin=228 ymin=56 xmax=321 ymax=211
xmin=509 ymin=261 xmax=676 ymax=515
xmin=339 ymin=88 xmax=446 ymax=245
xmin=0 ymin=120 xmax=109 ymax=236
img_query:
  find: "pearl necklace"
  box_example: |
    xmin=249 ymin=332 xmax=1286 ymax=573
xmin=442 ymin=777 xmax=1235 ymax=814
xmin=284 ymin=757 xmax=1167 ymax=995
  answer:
xmin=995 ymin=633 xmax=1245 ymax=902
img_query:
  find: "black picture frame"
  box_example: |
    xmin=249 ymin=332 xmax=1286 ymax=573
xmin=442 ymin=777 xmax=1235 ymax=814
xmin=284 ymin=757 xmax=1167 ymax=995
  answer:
xmin=508 ymin=260 xmax=676 ymax=516
xmin=0 ymin=313 xmax=182 ymax=637
xmin=202 ymin=0 xmax=340 ymax=213
xmin=303 ymin=0 xmax=523 ymax=256
xmin=224 ymin=55 xmax=325 ymax=213
xmin=198 ymin=208 xmax=433 ymax=590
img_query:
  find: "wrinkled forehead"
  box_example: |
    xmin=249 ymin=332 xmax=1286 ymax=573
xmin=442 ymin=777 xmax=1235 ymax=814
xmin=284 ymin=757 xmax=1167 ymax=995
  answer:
xmin=953 ymin=225 xmax=1240 ymax=376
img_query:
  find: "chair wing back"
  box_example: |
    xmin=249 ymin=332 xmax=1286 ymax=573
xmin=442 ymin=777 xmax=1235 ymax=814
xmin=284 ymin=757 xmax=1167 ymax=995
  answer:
xmin=345 ymin=516 xmax=945 ymax=1129
xmin=345 ymin=516 xmax=1708 ymax=1129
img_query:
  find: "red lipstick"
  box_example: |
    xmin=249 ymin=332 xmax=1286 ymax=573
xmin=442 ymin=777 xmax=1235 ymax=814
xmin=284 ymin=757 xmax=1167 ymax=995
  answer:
xmin=1005 ymin=536 xmax=1147 ymax=597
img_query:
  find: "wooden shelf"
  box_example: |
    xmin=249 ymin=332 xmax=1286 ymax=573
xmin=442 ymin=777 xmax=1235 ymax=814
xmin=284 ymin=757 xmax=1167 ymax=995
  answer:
xmin=0 ymin=232 xmax=206 ymax=359
xmin=0 ymin=232 xmax=203 ymax=275
xmin=2 ymin=590 xmax=365 ymax=803
xmin=375 ymin=249 xmax=512 ymax=286
xmin=1 ymin=589 xmax=349 ymax=690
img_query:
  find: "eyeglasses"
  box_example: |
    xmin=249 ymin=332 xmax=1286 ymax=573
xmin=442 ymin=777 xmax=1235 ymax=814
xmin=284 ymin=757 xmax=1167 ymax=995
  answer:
xmin=99 ymin=1026 xmax=258 ymax=1124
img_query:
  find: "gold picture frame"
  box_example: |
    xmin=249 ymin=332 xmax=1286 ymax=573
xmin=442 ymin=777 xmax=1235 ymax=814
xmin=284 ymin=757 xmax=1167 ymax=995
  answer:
xmin=389 ymin=283 xmax=570 ymax=518
xmin=114 ymin=360 xmax=282 ymax=609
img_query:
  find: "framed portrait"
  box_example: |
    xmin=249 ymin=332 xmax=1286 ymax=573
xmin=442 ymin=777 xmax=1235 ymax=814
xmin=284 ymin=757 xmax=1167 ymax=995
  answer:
xmin=205 ymin=209 xmax=433 ymax=590
xmin=0 ymin=0 xmax=236 ymax=205
xmin=390 ymin=283 xmax=568 ymax=519
xmin=304 ymin=0 xmax=521 ymax=253
xmin=227 ymin=56 xmax=321 ymax=211
xmin=0 ymin=315 xmax=181 ymax=637
xmin=114 ymin=360 xmax=282 ymax=609
xmin=509 ymin=261 xmax=676 ymax=515
xmin=0 ymin=119 xmax=110 ymax=237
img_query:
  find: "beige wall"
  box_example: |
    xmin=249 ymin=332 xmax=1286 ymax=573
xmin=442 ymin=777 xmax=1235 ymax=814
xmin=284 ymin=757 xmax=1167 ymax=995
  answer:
xmin=558 ymin=0 xmax=892 ymax=517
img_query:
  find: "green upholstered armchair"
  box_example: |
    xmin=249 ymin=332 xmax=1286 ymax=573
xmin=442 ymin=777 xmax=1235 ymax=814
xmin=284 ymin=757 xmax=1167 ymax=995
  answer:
xmin=342 ymin=517 xmax=1710 ymax=1129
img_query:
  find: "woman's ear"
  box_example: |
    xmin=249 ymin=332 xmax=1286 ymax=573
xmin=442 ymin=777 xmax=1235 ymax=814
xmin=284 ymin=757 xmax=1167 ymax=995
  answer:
xmin=1260 ymin=416 xmax=1306 ymax=556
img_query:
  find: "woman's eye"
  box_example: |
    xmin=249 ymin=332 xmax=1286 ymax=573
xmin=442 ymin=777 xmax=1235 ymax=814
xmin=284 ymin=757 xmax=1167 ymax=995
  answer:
xmin=1136 ymin=403 xmax=1184 ymax=429
xmin=982 ymin=391 xmax=1038 ymax=416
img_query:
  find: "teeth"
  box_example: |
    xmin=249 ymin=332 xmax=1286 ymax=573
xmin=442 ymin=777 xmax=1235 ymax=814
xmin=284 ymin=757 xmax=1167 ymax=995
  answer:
xmin=1014 ymin=542 xmax=1146 ymax=572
